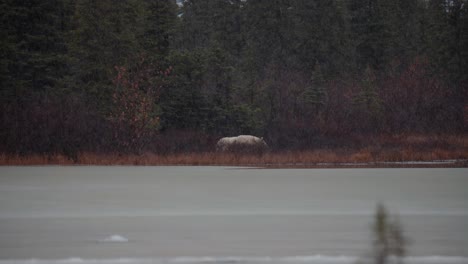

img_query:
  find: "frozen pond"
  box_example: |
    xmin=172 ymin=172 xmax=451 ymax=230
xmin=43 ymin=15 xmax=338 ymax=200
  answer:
xmin=0 ymin=166 xmax=467 ymax=263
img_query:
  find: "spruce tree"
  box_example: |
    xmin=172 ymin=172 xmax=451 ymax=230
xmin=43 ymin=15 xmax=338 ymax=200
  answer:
xmin=291 ymin=0 xmax=353 ymax=74
xmin=348 ymin=0 xmax=422 ymax=70
xmin=303 ymin=63 xmax=327 ymax=114
xmin=243 ymin=0 xmax=292 ymax=71
xmin=140 ymin=0 xmax=178 ymax=59
xmin=0 ymin=0 xmax=72 ymax=101
xmin=69 ymin=0 xmax=145 ymax=108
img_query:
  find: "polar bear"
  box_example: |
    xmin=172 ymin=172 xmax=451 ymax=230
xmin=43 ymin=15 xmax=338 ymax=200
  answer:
xmin=216 ymin=135 xmax=268 ymax=154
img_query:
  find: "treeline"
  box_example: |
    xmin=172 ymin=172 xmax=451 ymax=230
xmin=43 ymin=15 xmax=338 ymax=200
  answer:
xmin=1 ymin=0 xmax=467 ymax=157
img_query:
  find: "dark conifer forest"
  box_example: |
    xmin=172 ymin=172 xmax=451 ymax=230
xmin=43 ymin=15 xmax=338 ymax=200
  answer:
xmin=1 ymin=0 xmax=467 ymax=159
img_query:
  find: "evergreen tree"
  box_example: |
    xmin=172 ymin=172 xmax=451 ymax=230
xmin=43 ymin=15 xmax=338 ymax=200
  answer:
xmin=69 ymin=0 xmax=145 ymax=107
xmin=290 ymin=0 xmax=353 ymax=74
xmin=160 ymin=51 xmax=208 ymax=131
xmin=423 ymin=0 xmax=467 ymax=101
xmin=0 ymin=0 xmax=72 ymax=101
xmin=177 ymin=0 xmax=244 ymax=54
xmin=353 ymin=66 xmax=383 ymax=131
xmin=171 ymin=0 xmax=247 ymax=134
xmin=303 ymin=63 xmax=327 ymax=113
xmin=423 ymin=0 xmax=452 ymax=71
xmin=243 ymin=0 xmax=292 ymax=72
xmin=355 ymin=67 xmax=381 ymax=112
xmin=348 ymin=0 xmax=422 ymax=69
xmin=458 ymin=0 xmax=468 ymax=83
xmin=445 ymin=0 xmax=468 ymax=84
xmin=140 ymin=0 xmax=178 ymax=59
xmin=176 ymin=0 xmax=215 ymax=49
xmin=460 ymin=1 xmax=468 ymax=85
xmin=394 ymin=0 xmax=425 ymax=61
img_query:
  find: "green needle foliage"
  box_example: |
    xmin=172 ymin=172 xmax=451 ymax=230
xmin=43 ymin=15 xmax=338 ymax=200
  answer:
xmin=1 ymin=0 xmax=467 ymax=156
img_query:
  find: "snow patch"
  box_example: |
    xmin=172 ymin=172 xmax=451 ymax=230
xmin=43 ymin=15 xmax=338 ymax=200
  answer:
xmin=98 ymin=235 xmax=129 ymax=243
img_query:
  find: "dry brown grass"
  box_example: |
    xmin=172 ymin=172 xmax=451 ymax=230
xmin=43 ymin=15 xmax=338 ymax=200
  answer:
xmin=1 ymin=134 xmax=467 ymax=167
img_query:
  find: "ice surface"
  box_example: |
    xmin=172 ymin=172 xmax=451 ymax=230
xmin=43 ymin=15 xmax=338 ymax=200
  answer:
xmin=0 ymin=256 xmax=467 ymax=264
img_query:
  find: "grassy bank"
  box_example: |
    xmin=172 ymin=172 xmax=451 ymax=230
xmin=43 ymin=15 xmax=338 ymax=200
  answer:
xmin=1 ymin=134 xmax=467 ymax=167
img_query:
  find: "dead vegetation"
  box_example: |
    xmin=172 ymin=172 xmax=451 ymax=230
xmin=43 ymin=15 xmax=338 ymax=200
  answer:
xmin=1 ymin=134 xmax=467 ymax=167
